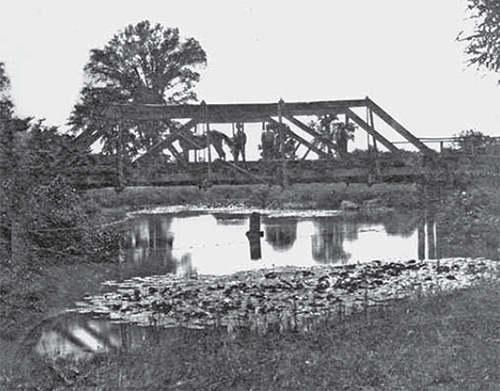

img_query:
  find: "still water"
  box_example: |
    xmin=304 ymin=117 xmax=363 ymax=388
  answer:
xmin=31 ymin=210 xmax=433 ymax=360
xmin=119 ymin=211 xmax=423 ymax=278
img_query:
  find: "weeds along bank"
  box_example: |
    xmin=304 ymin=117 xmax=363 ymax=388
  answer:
xmin=5 ymin=278 xmax=500 ymax=390
xmin=85 ymin=182 xmax=420 ymax=214
xmin=1 ymin=181 xmax=498 ymax=389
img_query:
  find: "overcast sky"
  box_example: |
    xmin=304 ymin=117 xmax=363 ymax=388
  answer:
xmin=1 ymin=0 xmax=499 ymax=144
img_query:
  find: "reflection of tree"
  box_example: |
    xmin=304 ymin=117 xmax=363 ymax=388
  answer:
xmin=177 ymin=254 xmax=197 ymax=278
xmin=312 ymin=219 xmax=350 ymax=264
xmin=381 ymin=213 xmax=419 ymax=238
xmin=123 ymin=215 xmax=178 ymax=274
xmin=264 ymin=218 xmax=298 ymax=251
xmin=343 ymin=220 xmax=360 ymax=242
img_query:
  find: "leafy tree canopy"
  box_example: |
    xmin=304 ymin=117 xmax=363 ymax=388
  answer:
xmin=0 ymin=61 xmax=14 ymax=119
xmin=69 ymin=21 xmax=207 ymax=156
xmin=0 ymin=61 xmax=10 ymax=92
xmin=458 ymin=0 xmax=500 ymax=82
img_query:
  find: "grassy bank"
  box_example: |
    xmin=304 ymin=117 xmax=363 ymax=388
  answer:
xmin=2 ymin=180 xmax=498 ymax=390
xmin=6 ymin=278 xmax=500 ymax=390
xmin=84 ymin=182 xmax=419 ymax=214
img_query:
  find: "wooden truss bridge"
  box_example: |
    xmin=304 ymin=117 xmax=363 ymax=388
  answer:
xmin=73 ymin=97 xmax=439 ymax=188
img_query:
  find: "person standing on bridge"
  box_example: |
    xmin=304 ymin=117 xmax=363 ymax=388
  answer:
xmin=260 ymin=123 xmax=276 ymax=160
xmin=232 ymin=122 xmax=247 ymax=163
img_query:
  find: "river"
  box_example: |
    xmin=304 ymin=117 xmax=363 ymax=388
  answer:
xmin=118 ymin=209 xmax=425 ymax=278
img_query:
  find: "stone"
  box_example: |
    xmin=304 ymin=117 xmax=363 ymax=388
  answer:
xmin=340 ymin=200 xmax=360 ymax=211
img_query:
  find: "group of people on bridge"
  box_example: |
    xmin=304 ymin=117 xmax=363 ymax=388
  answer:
xmin=173 ymin=117 xmax=351 ymax=164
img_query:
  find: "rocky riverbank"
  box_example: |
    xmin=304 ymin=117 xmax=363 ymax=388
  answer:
xmin=76 ymin=258 xmax=499 ymax=333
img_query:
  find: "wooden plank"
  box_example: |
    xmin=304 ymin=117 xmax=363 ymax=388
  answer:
xmin=344 ymin=108 xmax=400 ymax=153
xmin=367 ymin=98 xmax=435 ymax=156
xmin=268 ymin=118 xmax=330 ymax=159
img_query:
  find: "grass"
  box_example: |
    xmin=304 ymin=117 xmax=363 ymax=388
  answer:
xmin=2 ymin=179 xmax=497 ymax=390
xmin=5 ymin=278 xmax=499 ymax=390
xmin=84 ymin=182 xmax=419 ymax=214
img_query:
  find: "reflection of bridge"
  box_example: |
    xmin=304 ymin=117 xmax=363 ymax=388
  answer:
xmin=71 ymin=97 xmax=498 ymax=188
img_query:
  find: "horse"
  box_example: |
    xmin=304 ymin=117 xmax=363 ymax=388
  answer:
xmin=175 ymin=129 xmax=233 ymax=162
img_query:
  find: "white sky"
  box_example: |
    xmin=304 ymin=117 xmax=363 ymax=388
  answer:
xmin=1 ymin=0 xmax=499 ymax=144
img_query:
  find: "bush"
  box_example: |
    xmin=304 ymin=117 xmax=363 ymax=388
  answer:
xmin=437 ymin=186 xmax=500 ymax=260
xmin=1 ymin=177 xmax=122 ymax=267
xmin=315 ymin=191 xmax=342 ymax=209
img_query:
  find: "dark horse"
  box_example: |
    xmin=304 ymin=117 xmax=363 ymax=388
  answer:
xmin=176 ymin=129 xmax=233 ymax=162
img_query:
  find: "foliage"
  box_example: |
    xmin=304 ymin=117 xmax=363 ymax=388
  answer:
xmin=437 ymin=186 xmax=500 ymax=260
xmin=452 ymin=129 xmax=494 ymax=155
xmin=309 ymin=114 xmax=356 ymax=158
xmin=0 ymin=61 xmax=14 ymax=119
xmin=458 ymin=0 xmax=500 ymax=81
xmin=0 ymin=61 xmax=9 ymax=91
xmin=1 ymin=112 xmax=119 ymax=267
xmin=23 ymin=177 xmax=121 ymax=264
xmin=6 ymin=279 xmax=500 ymax=390
xmin=69 ymin=21 xmax=207 ymax=158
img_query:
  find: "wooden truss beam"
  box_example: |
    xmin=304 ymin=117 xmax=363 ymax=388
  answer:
xmin=344 ymin=108 xmax=400 ymax=153
xmin=367 ymin=98 xmax=435 ymax=156
xmin=74 ymin=123 xmax=108 ymax=148
xmin=100 ymin=97 xmax=433 ymax=161
xmin=104 ymin=99 xmax=369 ymax=123
xmin=134 ymin=118 xmax=198 ymax=165
xmin=285 ymin=115 xmax=344 ymax=156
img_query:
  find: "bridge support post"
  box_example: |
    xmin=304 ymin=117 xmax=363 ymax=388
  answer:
xmin=246 ymin=212 xmax=264 ymax=260
xmin=278 ymin=99 xmax=288 ymax=187
xmin=201 ymin=101 xmax=213 ymax=182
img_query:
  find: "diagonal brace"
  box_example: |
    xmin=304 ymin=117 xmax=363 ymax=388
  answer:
xmin=344 ymin=108 xmax=399 ymax=153
xmin=367 ymin=98 xmax=435 ymax=156
xmin=134 ymin=118 xmax=198 ymax=165
xmin=267 ymin=117 xmax=330 ymax=159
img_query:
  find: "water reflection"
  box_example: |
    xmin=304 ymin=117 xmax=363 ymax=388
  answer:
xmin=120 ymin=212 xmax=429 ymax=276
xmin=26 ymin=311 xmax=180 ymax=361
xmin=418 ymin=211 xmax=437 ymax=260
xmin=264 ymin=217 xmax=298 ymax=251
xmin=381 ymin=214 xmax=420 ymax=238
xmin=120 ymin=215 xmax=195 ymax=278
xmin=311 ymin=218 xmax=352 ymax=263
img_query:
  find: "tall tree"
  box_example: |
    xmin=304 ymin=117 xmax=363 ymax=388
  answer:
xmin=1 ymin=62 xmax=32 ymax=265
xmin=69 ymin=21 xmax=207 ymax=156
xmin=0 ymin=61 xmax=14 ymax=119
xmin=457 ymin=0 xmax=500 ymax=82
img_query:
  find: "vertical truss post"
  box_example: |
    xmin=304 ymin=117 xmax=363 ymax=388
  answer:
xmin=278 ymin=98 xmax=288 ymax=187
xmin=201 ymin=101 xmax=212 ymax=181
xmin=367 ymin=104 xmax=380 ymax=177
